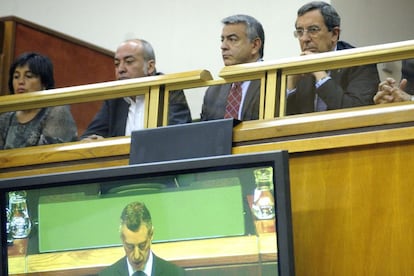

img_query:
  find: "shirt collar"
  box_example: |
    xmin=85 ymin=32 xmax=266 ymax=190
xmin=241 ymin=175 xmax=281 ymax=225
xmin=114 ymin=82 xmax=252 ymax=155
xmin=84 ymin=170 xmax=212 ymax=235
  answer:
xmin=127 ymin=250 xmax=154 ymax=276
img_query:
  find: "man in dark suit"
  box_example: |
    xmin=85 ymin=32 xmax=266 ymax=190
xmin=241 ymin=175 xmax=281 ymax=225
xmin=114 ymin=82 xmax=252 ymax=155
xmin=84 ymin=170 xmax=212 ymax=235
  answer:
xmin=286 ymin=1 xmax=379 ymax=115
xmin=99 ymin=201 xmax=185 ymax=276
xmin=200 ymin=14 xmax=264 ymax=121
xmin=80 ymin=39 xmax=192 ymax=140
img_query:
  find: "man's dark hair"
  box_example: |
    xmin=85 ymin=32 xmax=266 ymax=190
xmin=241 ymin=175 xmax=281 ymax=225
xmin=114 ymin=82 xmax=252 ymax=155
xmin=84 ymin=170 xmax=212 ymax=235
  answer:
xmin=120 ymin=201 xmax=153 ymax=232
xmin=222 ymin=14 xmax=265 ymax=58
xmin=8 ymin=52 xmax=55 ymax=93
xmin=297 ymin=1 xmax=341 ymax=31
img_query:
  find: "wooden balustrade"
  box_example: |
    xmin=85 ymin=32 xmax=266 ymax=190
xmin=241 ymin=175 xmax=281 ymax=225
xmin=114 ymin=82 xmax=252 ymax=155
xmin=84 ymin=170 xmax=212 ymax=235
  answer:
xmin=219 ymin=39 xmax=414 ymax=118
xmin=0 ymin=69 xmax=213 ymax=128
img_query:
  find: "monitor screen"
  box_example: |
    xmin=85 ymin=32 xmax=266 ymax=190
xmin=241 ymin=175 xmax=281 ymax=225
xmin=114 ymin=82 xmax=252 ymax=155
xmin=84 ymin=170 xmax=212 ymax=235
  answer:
xmin=0 ymin=151 xmax=294 ymax=276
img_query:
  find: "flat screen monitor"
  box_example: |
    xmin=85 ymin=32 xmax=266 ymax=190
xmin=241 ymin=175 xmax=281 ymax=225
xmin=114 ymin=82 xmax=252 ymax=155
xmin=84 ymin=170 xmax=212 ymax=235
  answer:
xmin=0 ymin=150 xmax=295 ymax=276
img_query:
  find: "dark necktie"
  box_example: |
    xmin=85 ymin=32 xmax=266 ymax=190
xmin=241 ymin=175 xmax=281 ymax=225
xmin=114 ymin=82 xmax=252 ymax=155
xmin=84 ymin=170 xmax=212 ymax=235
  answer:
xmin=132 ymin=271 xmax=146 ymax=276
xmin=224 ymin=82 xmax=242 ymax=119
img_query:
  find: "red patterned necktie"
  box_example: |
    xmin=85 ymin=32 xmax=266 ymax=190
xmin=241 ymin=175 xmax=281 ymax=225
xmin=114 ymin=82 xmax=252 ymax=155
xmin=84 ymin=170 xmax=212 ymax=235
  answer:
xmin=224 ymin=82 xmax=242 ymax=119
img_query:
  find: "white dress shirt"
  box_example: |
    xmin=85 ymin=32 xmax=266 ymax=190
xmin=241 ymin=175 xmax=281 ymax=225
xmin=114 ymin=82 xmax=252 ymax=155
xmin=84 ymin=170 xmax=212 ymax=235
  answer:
xmin=127 ymin=250 xmax=154 ymax=276
xmin=124 ymin=95 xmax=145 ymax=136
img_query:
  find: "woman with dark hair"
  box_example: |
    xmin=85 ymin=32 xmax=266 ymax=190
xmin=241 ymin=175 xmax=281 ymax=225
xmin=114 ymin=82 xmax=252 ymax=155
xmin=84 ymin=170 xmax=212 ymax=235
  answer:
xmin=0 ymin=52 xmax=78 ymax=149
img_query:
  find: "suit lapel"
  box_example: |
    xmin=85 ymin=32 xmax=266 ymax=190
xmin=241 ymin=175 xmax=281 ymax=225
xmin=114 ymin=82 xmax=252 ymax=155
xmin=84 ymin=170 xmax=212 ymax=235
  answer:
xmin=116 ymin=257 xmax=129 ymax=275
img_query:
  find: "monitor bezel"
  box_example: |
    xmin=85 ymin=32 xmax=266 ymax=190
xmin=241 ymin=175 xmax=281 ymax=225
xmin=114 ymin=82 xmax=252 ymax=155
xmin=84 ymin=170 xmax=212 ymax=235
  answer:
xmin=0 ymin=150 xmax=295 ymax=275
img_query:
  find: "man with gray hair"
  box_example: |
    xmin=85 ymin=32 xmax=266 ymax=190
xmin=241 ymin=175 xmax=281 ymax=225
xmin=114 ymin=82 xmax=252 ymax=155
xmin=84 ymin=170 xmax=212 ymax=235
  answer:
xmin=81 ymin=39 xmax=192 ymax=140
xmin=201 ymin=14 xmax=265 ymax=121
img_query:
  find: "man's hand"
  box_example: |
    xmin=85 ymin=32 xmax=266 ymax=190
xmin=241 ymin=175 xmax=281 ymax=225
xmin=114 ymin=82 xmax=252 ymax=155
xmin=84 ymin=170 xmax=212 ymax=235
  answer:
xmin=373 ymin=77 xmax=410 ymax=104
xmin=287 ymin=51 xmax=328 ymax=89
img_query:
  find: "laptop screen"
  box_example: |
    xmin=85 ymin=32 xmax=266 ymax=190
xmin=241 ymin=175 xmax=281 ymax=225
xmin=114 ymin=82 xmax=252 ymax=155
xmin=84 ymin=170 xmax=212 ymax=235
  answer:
xmin=0 ymin=151 xmax=295 ymax=275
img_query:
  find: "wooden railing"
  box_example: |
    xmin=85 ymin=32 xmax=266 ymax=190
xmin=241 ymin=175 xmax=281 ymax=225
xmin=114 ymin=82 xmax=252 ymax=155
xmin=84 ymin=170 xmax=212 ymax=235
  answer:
xmin=0 ymin=69 xmax=213 ymax=127
xmin=2 ymin=40 xmax=414 ymax=276
xmin=219 ymin=39 xmax=414 ymax=118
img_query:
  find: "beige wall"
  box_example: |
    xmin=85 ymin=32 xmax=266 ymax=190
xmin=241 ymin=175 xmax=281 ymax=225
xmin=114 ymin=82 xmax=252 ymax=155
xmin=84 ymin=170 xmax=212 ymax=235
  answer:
xmin=332 ymin=0 xmax=414 ymax=46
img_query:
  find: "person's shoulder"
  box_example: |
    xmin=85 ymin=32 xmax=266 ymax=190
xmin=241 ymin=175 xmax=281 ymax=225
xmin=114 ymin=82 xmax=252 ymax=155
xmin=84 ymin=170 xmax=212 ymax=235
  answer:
xmin=98 ymin=257 xmax=126 ymax=276
xmin=0 ymin=111 xmax=13 ymax=120
xmin=47 ymin=105 xmax=71 ymax=114
xmin=337 ymin=40 xmax=355 ymax=50
xmin=45 ymin=106 xmax=76 ymax=124
xmin=153 ymin=255 xmax=185 ymax=275
xmin=0 ymin=112 xmax=14 ymax=129
xmin=247 ymin=79 xmax=261 ymax=91
xmin=205 ymin=83 xmax=230 ymax=94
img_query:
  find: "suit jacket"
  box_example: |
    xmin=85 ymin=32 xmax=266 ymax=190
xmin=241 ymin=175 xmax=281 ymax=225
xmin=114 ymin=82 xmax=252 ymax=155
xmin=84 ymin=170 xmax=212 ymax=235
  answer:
xmin=80 ymin=73 xmax=192 ymax=139
xmin=200 ymin=79 xmax=261 ymax=121
xmin=401 ymin=59 xmax=414 ymax=95
xmin=98 ymin=254 xmax=185 ymax=276
xmin=286 ymin=41 xmax=380 ymax=115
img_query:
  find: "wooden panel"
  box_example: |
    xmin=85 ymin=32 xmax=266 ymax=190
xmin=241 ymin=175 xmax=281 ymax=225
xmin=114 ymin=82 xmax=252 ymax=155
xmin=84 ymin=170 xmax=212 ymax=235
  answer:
xmin=13 ymin=23 xmax=114 ymax=88
xmin=0 ymin=20 xmax=15 ymax=96
xmin=289 ymin=142 xmax=414 ymax=276
xmin=0 ymin=137 xmax=129 ymax=167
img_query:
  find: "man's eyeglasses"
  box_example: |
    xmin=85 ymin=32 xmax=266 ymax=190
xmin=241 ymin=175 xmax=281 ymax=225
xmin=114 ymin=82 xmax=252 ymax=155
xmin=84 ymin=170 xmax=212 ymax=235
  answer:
xmin=293 ymin=26 xmax=322 ymax=38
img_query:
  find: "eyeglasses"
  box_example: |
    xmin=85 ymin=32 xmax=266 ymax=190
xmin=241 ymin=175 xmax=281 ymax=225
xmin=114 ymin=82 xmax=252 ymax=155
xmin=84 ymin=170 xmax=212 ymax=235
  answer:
xmin=293 ymin=26 xmax=322 ymax=38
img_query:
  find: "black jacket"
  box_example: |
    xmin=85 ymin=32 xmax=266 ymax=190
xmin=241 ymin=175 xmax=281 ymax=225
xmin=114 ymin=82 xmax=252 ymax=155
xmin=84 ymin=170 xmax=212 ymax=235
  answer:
xmin=286 ymin=41 xmax=380 ymax=115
